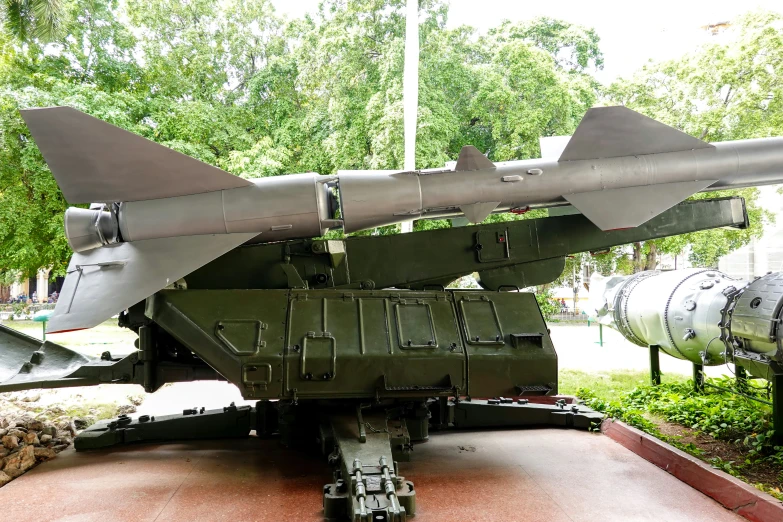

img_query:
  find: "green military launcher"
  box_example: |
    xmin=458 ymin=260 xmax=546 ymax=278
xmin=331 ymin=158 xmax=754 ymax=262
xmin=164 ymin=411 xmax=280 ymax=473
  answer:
xmin=0 ymin=197 xmax=748 ymax=521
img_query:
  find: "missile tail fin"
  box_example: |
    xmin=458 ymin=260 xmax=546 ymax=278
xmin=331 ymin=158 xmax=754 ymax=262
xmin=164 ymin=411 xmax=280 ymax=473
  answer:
xmin=564 ymin=180 xmax=717 ymax=231
xmin=558 ymin=106 xmax=714 ymax=162
xmin=455 ymin=145 xmax=495 ymax=171
xmin=46 ymin=232 xmax=256 ymax=333
xmin=21 ymin=106 xmax=251 ymax=204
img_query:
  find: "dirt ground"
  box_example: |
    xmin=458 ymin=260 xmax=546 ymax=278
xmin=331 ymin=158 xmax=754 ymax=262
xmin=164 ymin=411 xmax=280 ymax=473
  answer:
xmin=653 ymin=417 xmax=783 ymax=495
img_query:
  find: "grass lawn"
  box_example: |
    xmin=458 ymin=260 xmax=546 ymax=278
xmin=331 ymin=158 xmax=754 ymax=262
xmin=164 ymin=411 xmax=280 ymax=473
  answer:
xmin=0 ymin=318 xmax=136 ymax=357
xmin=571 ymin=370 xmax=783 ymax=500
xmin=559 ymin=368 xmax=687 ymax=401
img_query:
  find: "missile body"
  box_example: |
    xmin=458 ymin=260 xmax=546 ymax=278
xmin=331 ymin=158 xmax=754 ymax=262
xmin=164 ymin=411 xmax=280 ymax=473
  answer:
xmin=64 ymin=134 xmax=783 ymax=251
xmin=589 ymin=269 xmax=783 ymax=378
xmin=339 ymin=137 xmax=783 ymax=232
xmin=19 ymin=105 xmax=783 ymax=333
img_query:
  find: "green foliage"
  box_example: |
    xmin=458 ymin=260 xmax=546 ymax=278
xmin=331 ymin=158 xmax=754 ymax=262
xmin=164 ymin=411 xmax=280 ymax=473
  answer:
xmin=559 ymin=368 xmax=687 ymax=401
xmin=535 ymin=288 xmax=559 ymax=320
xmin=603 ymin=11 xmax=783 ymax=271
xmin=0 ymin=1 xmax=777 ymax=281
xmin=0 ymin=0 xmax=602 ymax=276
xmin=2 ymin=0 xmax=66 ymax=42
xmin=580 ymin=375 xmax=783 ymax=496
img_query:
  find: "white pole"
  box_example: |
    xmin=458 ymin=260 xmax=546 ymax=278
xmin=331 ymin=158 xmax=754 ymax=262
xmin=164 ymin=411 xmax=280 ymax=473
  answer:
xmin=401 ymin=0 xmax=418 ymax=233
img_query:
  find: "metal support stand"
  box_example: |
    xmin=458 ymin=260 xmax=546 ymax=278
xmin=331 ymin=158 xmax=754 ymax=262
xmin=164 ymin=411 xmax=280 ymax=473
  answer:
xmin=74 ymin=403 xmax=254 ymax=450
xmin=74 ymin=397 xmax=602 ymax=521
xmin=597 ymin=324 xmax=603 ymax=346
xmin=773 ymin=373 xmax=783 ymax=444
xmin=735 ymin=365 xmax=748 ymax=394
xmin=441 ymin=398 xmax=603 ymax=430
xmin=649 ymin=345 xmax=661 ymax=386
xmin=323 ymin=411 xmax=415 ymax=522
xmin=693 ymin=363 xmax=705 ymax=393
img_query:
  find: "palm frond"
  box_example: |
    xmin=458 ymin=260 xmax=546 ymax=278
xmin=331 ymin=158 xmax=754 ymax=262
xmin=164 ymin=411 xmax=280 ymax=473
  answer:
xmin=3 ymin=0 xmax=29 ymax=41
xmin=31 ymin=0 xmax=64 ymax=41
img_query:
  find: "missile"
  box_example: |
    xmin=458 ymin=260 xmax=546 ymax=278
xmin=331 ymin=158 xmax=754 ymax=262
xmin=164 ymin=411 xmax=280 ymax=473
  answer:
xmin=20 ymin=106 xmax=783 ymax=333
xmin=588 ymin=269 xmax=783 ymax=378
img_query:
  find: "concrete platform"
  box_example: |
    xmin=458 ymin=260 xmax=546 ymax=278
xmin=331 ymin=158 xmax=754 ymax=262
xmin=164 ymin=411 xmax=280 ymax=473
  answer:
xmin=0 ymin=428 xmax=742 ymax=521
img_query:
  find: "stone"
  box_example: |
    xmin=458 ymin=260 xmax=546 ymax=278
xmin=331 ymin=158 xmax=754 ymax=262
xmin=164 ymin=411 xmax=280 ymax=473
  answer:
xmin=27 ymin=419 xmax=44 ymax=431
xmin=33 ymin=447 xmax=56 ymax=460
xmin=23 ymin=432 xmax=39 ymax=446
xmin=39 ymin=434 xmax=52 ymax=445
xmin=54 ymin=436 xmax=72 ymax=447
xmin=1 ymin=435 xmax=19 ymax=450
xmin=57 ymin=420 xmax=77 ymax=436
xmin=52 ymin=444 xmax=69 ymax=453
xmin=128 ymin=395 xmax=144 ymax=406
xmin=116 ymin=404 xmax=137 ymax=416
xmin=0 ymin=470 xmax=10 ymax=487
xmin=73 ymin=418 xmax=92 ymax=430
xmin=3 ymin=466 xmax=23 ymax=479
xmin=18 ymin=445 xmax=35 ymax=471
xmin=41 ymin=424 xmax=57 ymax=437
xmin=0 ymin=429 xmax=6 ymax=438
xmin=20 ymin=393 xmax=40 ymax=403
xmin=0 ymin=447 xmax=7 ymax=459
xmin=7 ymin=428 xmax=26 ymax=439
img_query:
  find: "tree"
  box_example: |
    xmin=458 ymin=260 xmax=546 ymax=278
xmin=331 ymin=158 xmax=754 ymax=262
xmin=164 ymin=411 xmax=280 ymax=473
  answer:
xmin=601 ymin=10 xmax=782 ymax=272
xmin=0 ymin=0 xmax=777 ymax=284
xmin=2 ymin=0 xmax=65 ymax=42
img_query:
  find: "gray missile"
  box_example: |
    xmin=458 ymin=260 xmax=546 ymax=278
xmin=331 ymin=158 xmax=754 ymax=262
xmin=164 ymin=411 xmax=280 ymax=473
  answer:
xmin=20 ymin=105 xmax=783 ymax=333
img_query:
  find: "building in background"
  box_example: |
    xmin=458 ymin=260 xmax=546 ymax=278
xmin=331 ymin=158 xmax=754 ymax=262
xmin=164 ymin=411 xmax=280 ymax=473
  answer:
xmin=719 ymin=186 xmax=783 ymax=280
xmin=2 ymin=269 xmax=63 ymax=303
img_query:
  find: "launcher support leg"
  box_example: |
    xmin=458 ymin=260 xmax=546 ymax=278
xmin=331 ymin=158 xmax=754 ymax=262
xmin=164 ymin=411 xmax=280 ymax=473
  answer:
xmin=735 ymin=365 xmax=748 ymax=394
xmin=693 ymin=363 xmax=705 ymax=393
xmin=323 ymin=411 xmax=415 ymax=522
xmin=773 ymin=373 xmax=783 ymax=444
xmin=649 ymin=345 xmax=661 ymax=386
xmin=437 ymin=398 xmax=603 ymax=430
xmin=74 ymin=402 xmax=254 ymax=450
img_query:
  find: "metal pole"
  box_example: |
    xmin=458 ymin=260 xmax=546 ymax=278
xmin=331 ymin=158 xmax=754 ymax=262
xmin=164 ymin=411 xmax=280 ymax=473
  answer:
xmin=693 ymin=363 xmax=704 ymax=392
xmin=773 ymin=373 xmax=783 ymax=443
xmin=400 ymin=0 xmax=418 ymax=234
xmin=649 ymin=345 xmax=661 ymax=386
xmin=598 ymin=324 xmax=603 ymax=347
xmin=42 ymin=320 xmax=46 ymax=342
xmin=735 ymin=365 xmax=748 ymax=394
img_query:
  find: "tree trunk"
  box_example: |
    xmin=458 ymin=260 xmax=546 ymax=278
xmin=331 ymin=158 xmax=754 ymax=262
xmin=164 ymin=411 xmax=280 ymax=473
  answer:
xmin=632 ymin=242 xmax=643 ymax=273
xmin=645 ymin=243 xmax=658 ymax=271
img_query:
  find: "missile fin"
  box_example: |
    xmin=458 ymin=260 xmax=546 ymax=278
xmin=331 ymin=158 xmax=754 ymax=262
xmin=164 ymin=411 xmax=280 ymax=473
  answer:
xmin=46 ymin=232 xmax=257 ymax=333
xmin=455 ymin=145 xmax=495 ymax=171
xmin=559 ymin=106 xmax=714 ymax=162
xmin=21 ymin=106 xmax=252 ymax=204
xmin=460 ymin=202 xmax=500 ymax=223
xmin=564 ymin=180 xmax=717 ymax=231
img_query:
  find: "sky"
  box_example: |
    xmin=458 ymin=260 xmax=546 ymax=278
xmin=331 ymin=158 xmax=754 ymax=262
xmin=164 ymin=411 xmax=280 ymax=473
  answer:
xmin=270 ymin=0 xmax=783 ymax=83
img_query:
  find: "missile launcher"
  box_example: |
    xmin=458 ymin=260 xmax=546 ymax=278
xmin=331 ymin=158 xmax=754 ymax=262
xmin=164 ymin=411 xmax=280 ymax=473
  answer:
xmin=1 ymin=104 xmax=778 ymax=520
